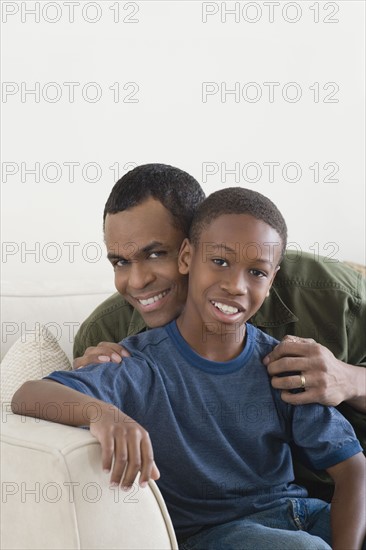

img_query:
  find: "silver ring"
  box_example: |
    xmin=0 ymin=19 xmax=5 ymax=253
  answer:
xmin=300 ymin=374 xmax=306 ymax=390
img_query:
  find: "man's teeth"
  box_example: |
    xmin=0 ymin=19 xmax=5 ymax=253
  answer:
xmin=138 ymin=291 xmax=168 ymax=306
xmin=212 ymin=301 xmax=239 ymax=314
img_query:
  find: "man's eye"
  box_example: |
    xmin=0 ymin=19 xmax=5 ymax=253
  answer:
xmin=212 ymin=258 xmax=228 ymax=267
xmin=115 ymin=259 xmax=129 ymax=267
xmin=249 ymin=269 xmax=266 ymax=278
xmin=148 ymin=251 xmax=166 ymax=259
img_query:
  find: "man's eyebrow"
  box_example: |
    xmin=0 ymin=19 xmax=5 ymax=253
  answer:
xmin=141 ymin=241 xmax=165 ymax=254
xmin=107 ymin=252 xmax=124 ymax=261
xmin=107 ymin=241 xmax=165 ymax=261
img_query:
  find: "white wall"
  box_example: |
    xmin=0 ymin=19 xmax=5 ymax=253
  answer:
xmin=2 ymin=0 xmax=365 ymax=287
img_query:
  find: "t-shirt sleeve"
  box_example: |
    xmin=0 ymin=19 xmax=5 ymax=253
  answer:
xmin=288 ymin=402 xmax=363 ymax=470
xmin=44 ymin=357 xmax=153 ymax=418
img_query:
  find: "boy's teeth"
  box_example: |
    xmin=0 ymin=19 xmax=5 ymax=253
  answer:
xmin=212 ymin=301 xmax=239 ymax=314
xmin=139 ymin=291 xmax=168 ymax=306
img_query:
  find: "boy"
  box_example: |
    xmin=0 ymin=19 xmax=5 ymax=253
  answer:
xmin=13 ymin=188 xmax=365 ymax=549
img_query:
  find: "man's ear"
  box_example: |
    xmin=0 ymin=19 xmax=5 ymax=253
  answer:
xmin=178 ymin=238 xmax=192 ymax=275
xmin=265 ymin=266 xmax=280 ymax=297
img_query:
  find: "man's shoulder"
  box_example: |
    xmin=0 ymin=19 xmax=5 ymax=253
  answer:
xmin=82 ymin=292 xmax=133 ymax=323
xmin=73 ymin=293 xmax=146 ymax=358
xmin=277 ymin=252 xmax=364 ymax=299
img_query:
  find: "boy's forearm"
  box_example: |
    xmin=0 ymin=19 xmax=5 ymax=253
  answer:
xmin=11 ymin=379 xmax=160 ymax=489
xmin=327 ymin=454 xmax=366 ymax=550
xmin=11 ymin=380 xmax=116 ymax=426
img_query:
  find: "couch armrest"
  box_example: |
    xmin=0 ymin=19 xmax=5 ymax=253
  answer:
xmin=0 ymin=412 xmax=178 ymax=550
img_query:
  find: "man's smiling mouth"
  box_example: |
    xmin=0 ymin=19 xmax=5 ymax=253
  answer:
xmin=136 ymin=290 xmax=170 ymax=306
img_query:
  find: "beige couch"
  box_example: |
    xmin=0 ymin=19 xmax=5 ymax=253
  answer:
xmin=0 ymin=281 xmax=178 ymax=550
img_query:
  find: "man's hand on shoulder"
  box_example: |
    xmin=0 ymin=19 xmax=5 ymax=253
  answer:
xmin=73 ymin=342 xmax=131 ymax=370
xmin=263 ymin=335 xmax=366 ymax=411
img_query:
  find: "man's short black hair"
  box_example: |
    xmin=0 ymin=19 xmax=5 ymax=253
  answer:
xmin=189 ymin=187 xmax=288 ymax=262
xmin=103 ymin=164 xmax=205 ymax=236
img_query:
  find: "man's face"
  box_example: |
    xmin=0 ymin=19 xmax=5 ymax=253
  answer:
xmin=104 ymin=198 xmax=188 ymax=328
xmin=178 ymin=213 xmax=281 ymax=331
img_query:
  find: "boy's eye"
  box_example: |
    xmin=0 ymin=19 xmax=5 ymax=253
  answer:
xmin=212 ymin=258 xmax=229 ymax=267
xmin=249 ymin=268 xmax=266 ymax=278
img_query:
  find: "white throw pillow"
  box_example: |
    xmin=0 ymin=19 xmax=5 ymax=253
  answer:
xmin=0 ymin=325 xmax=71 ymax=404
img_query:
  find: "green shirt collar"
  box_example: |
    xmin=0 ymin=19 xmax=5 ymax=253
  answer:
xmin=251 ymin=286 xmax=298 ymax=328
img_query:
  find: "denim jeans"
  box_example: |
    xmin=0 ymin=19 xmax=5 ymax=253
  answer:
xmin=179 ymin=498 xmax=332 ymax=550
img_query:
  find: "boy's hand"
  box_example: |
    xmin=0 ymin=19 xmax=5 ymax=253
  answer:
xmin=73 ymin=342 xmax=130 ymax=370
xmin=263 ymin=335 xmax=356 ymax=407
xmin=89 ymin=405 xmax=160 ymax=489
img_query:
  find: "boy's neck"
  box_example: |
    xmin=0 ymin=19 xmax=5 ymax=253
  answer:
xmin=176 ymin=308 xmax=247 ymax=362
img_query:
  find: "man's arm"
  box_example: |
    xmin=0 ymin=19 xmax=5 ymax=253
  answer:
xmin=264 ymin=337 xmax=366 ymax=413
xmin=12 ymin=380 xmax=159 ymax=488
xmin=326 ymin=453 xmax=366 ymax=550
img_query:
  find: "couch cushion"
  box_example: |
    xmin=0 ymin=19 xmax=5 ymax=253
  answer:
xmin=1 ymin=280 xmax=115 ymax=361
xmin=0 ymin=325 xmax=71 ymax=405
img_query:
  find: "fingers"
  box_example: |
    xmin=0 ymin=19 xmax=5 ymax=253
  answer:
xmin=110 ymin=437 xmax=128 ymax=486
xmin=279 ymin=389 xmax=318 ymax=406
xmin=121 ymin=432 xmax=156 ymax=489
xmin=282 ymin=335 xmax=316 ymax=345
xmin=73 ymin=342 xmax=127 ymax=370
xmin=271 ymin=372 xmax=308 ymax=392
xmin=108 ymin=428 xmax=157 ymax=489
xmin=266 ymin=355 xmax=310 ymax=377
xmin=263 ymin=339 xmax=316 ymax=369
xmin=139 ymin=434 xmax=158 ymax=486
xmin=98 ymin=429 xmax=115 ymax=475
xmin=151 ymin=462 xmax=160 ymax=481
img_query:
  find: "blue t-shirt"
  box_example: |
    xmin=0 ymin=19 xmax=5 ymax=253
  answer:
xmin=46 ymin=322 xmax=362 ymax=539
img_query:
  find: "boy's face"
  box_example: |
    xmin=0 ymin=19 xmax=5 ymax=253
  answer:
xmin=178 ymin=213 xmax=282 ymax=330
xmin=104 ymin=198 xmax=188 ymax=328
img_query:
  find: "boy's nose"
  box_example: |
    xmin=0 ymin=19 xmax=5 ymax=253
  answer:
xmin=127 ymin=262 xmax=155 ymax=290
xmin=220 ymin=271 xmax=248 ymax=295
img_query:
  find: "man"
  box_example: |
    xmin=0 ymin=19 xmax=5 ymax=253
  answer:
xmin=73 ymin=163 xmax=365 ymax=499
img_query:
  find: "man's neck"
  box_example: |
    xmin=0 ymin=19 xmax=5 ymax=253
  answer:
xmin=176 ymin=308 xmax=246 ymax=362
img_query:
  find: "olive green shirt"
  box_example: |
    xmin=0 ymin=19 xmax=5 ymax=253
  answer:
xmin=74 ymin=251 xmax=366 ymax=500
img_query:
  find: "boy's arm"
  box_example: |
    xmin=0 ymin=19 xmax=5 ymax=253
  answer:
xmin=12 ymin=380 xmax=159 ymax=488
xmin=326 ymin=453 xmax=366 ymax=550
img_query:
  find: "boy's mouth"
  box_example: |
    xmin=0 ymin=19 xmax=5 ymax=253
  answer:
xmin=210 ymin=300 xmax=243 ymax=315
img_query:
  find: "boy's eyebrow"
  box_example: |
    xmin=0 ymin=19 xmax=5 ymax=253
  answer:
xmin=212 ymin=244 xmax=274 ymax=266
xmin=107 ymin=241 xmax=164 ymax=261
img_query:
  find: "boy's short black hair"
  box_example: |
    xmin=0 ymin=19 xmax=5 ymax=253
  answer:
xmin=103 ymin=164 xmax=205 ymax=235
xmin=189 ymin=187 xmax=288 ymax=262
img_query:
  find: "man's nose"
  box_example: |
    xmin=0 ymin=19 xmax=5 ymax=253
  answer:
xmin=220 ymin=269 xmax=248 ymax=295
xmin=127 ymin=262 xmax=155 ymax=290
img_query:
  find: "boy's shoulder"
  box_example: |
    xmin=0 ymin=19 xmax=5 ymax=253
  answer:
xmin=248 ymin=323 xmax=279 ymax=351
xmin=121 ymin=325 xmax=171 ymax=357
xmin=122 ymin=322 xmax=279 ymax=363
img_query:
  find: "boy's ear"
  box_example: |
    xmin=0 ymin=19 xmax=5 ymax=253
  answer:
xmin=265 ymin=266 xmax=280 ymax=297
xmin=178 ymin=238 xmax=192 ymax=275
